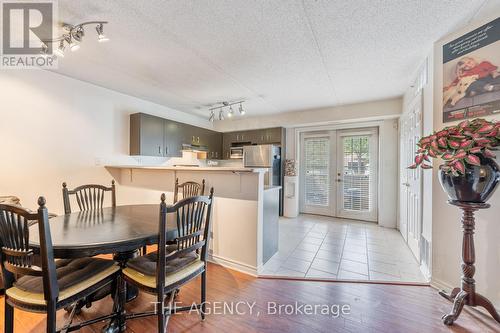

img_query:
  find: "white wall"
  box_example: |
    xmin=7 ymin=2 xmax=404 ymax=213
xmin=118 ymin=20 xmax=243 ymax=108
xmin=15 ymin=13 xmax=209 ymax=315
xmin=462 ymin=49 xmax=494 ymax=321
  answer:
xmin=430 ymin=9 xmax=500 ymax=310
xmin=217 ymin=98 xmax=402 ymax=228
xmin=0 ymin=70 xmax=211 ymax=214
xmin=378 ymin=119 xmax=399 ymax=228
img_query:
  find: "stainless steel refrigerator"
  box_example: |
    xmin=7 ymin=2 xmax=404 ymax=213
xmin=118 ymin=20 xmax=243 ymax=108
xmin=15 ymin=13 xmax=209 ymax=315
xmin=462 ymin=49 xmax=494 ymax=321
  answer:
xmin=243 ymin=145 xmax=282 ymax=214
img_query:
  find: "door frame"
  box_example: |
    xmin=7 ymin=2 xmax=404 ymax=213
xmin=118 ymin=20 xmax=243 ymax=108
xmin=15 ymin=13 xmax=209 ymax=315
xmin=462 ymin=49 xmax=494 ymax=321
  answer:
xmin=299 ymin=131 xmax=337 ymax=216
xmin=336 ymin=128 xmax=378 ymax=222
xmin=399 ymin=91 xmax=424 ymax=261
xmin=296 ymin=122 xmax=382 ymax=222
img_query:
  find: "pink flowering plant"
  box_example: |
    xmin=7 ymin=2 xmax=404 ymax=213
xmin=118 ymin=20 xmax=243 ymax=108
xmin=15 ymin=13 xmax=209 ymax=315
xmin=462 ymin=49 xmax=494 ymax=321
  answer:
xmin=409 ymin=118 xmax=499 ymax=176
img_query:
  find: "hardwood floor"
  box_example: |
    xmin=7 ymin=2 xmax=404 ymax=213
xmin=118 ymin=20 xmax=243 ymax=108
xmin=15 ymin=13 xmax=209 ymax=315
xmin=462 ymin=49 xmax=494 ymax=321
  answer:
xmin=0 ymin=263 xmax=498 ymax=332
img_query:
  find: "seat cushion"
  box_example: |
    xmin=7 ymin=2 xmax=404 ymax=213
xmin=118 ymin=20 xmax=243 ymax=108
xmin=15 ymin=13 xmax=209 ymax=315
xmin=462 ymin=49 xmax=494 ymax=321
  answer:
xmin=126 ymin=247 xmax=198 ymax=276
xmin=6 ymin=258 xmax=119 ymax=305
xmin=123 ymin=260 xmax=204 ymax=290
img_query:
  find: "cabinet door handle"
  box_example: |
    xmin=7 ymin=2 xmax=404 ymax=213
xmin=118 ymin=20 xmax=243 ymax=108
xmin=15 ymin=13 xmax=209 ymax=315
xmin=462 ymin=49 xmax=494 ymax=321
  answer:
xmin=197 ymin=137 xmax=200 ymax=143
xmin=158 ymin=146 xmax=161 ymax=155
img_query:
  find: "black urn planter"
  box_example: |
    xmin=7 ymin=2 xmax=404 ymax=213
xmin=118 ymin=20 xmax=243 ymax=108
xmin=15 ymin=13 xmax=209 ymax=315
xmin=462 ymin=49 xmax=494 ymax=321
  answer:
xmin=439 ymin=155 xmax=500 ymax=203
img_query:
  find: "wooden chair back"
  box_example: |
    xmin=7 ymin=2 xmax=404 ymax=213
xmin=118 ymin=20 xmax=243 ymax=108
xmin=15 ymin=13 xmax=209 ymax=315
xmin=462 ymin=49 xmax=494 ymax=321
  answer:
xmin=157 ymin=188 xmax=214 ymax=290
xmin=0 ymin=197 xmax=59 ymax=301
xmin=173 ymin=178 xmax=205 ymax=203
xmin=62 ymin=181 xmax=116 ymax=214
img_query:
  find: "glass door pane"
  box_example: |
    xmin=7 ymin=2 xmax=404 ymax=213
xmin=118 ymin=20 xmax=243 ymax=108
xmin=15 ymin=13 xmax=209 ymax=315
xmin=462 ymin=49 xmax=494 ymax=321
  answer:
xmin=300 ymin=132 xmax=335 ymax=216
xmin=304 ymin=137 xmax=330 ymax=206
xmin=337 ymin=130 xmax=378 ymax=221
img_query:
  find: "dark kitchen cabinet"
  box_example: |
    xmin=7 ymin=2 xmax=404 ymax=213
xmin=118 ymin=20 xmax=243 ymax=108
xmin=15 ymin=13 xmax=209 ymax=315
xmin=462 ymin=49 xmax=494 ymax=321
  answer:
xmin=207 ymin=131 xmax=222 ymax=159
xmin=130 ymin=113 xmax=165 ymax=156
xmin=253 ymin=127 xmax=282 ymax=144
xmin=130 ymin=113 xmax=282 ymax=164
xmin=164 ymin=120 xmax=183 ymax=157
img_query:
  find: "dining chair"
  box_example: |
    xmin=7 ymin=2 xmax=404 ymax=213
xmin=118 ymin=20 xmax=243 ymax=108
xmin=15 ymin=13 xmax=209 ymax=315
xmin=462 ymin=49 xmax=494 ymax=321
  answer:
xmin=0 ymin=196 xmax=57 ymax=295
xmin=0 ymin=197 xmax=120 ymax=333
xmin=62 ymin=180 xmax=116 ymax=214
xmin=122 ymin=188 xmax=214 ymax=332
xmin=173 ymin=178 xmax=205 ymax=203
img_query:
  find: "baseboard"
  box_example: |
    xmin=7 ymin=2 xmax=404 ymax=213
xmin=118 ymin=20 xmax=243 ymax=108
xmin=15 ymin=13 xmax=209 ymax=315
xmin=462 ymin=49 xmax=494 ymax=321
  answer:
xmin=208 ymin=254 xmax=258 ymax=277
xmin=430 ymin=277 xmax=453 ymax=291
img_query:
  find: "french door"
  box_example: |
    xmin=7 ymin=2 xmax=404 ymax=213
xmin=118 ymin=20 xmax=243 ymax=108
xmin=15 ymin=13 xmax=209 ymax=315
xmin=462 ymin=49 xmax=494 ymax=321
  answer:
xmin=300 ymin=132 xmax=335 ymax=216
xmin=399 ymin=92 xmax=423 ymax=260
xmin=300 ymin=129 xmax=378 ymax=222
xmin=336 ymin=129 xmax=378 ymax=222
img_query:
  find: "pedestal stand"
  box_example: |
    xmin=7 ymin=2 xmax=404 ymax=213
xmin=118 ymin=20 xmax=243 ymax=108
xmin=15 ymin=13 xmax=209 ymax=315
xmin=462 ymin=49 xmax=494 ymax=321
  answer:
xmin=438 ymin=200 xmax=500 ymax=325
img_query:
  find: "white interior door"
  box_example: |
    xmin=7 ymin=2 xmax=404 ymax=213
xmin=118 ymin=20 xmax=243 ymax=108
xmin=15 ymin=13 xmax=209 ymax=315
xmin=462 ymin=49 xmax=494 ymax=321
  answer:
xmin=299 ymin=132 xmax=335 ymax=216
xmin=399 ymin=93 xmax=423 ymax=261
xmin=336 ymin=129 xmax=378 ymax=222
xmin=399 ymin=117 xmax=409 ymax=243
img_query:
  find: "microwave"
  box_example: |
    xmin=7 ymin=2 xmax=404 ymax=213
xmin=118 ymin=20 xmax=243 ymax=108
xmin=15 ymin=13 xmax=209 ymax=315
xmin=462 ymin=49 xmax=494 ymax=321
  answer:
xmin=229 ymin=146 xmax=244 ymax=159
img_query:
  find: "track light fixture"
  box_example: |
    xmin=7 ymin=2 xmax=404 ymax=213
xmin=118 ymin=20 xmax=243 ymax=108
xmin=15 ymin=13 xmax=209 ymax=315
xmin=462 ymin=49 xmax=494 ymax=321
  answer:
xmin=42 ymin=21 xmax=109 ymax=58
xmin=208 ymin=100 xmax=246 ymax=121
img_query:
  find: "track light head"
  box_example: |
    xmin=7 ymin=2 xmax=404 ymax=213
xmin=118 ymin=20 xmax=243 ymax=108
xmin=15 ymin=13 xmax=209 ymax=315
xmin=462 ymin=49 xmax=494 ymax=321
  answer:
xmin=239 ymin=103 xmax=245 ymax=115
xmin=209 ymin=110 xmax=215 ymax=122
xmin=72 ymin=26 xmax=85 ymax=42
xmin=96 ymin=23 xmax=109 ymax=42
xmin=228 ymin=105 xmax=234 ymax=117
xmin=40 ymin=43 xmax=49 ymax=58
xmin=69 ymin=39 xmax=80 ymax=52
xmin=54 ymin=40 xmax=65 ymax=58
xmin=219 ymin=109 xmax=224 ymax=121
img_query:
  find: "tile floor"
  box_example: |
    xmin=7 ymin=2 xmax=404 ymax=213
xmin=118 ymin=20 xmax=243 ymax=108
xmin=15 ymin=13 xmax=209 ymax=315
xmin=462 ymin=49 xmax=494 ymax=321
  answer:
xmin=259 ymin=214 xmax=428 ymax=283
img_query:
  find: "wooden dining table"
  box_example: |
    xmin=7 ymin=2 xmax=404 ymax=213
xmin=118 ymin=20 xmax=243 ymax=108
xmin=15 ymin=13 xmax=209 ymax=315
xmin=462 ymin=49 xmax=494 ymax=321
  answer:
xmin=29 ymin=204 xmax=178 ymax=333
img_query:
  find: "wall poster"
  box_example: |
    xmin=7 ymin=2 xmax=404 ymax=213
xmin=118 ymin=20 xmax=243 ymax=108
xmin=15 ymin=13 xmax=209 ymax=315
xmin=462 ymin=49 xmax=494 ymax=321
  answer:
xmin=442 ymin=17 xmax=500 ymax=123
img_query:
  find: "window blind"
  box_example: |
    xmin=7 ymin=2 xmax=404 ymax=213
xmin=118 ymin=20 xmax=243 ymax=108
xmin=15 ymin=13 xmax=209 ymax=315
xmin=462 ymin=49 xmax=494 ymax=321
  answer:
xmin=341 ymin=135 xmax=371 ymax=212
xmin=304 ymin=137 xmax=330 ymax=206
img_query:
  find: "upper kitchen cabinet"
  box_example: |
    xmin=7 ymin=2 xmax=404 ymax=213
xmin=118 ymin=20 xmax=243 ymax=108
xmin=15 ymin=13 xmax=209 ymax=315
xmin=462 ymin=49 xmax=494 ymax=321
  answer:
xmin=130 ymin=113 xmax=165 ymax=156
xmin=207 ymin=131 xmax=222 ymax=159
xmin=255 ymin=127 xmax=283 ymax=144
xmin=164 ymin=120 xmax=183 ymax=157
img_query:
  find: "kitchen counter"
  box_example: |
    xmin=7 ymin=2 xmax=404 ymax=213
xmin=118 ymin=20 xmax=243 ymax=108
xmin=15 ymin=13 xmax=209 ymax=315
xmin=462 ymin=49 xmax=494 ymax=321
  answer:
xmin=105 ymin=165 xmax=268 ymax=173
xmin=104 ymin=164 xmax=278 ymax=276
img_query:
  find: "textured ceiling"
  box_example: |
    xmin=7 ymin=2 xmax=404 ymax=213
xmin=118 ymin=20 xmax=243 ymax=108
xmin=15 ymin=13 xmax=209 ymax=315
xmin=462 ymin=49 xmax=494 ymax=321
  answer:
xmin=52 ymin=0 xmax=486 ymax=119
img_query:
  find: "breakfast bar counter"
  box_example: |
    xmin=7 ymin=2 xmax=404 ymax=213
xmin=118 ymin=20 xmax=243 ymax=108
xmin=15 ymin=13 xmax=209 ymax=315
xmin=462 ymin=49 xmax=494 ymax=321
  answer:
xmin=105 ymin=164 xmax=277 ymax=276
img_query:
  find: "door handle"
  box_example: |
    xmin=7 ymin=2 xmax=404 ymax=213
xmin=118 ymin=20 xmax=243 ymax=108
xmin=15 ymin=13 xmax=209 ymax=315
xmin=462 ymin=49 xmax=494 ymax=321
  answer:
xmin=336 ymin=179 xmax=342 ymax=182
xmin=402 ymin=182 xmax=410 ymax=187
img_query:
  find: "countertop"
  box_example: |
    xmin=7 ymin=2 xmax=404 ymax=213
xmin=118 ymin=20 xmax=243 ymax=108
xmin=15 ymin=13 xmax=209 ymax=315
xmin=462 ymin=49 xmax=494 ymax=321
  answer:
xmin=105 ymin=165 xmax=268 ymax=173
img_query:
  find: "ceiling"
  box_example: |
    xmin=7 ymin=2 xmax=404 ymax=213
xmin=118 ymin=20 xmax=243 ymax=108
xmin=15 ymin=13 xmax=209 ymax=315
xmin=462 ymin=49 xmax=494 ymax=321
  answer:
xmin=53 ymin=0 xmax=486 ymax=119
